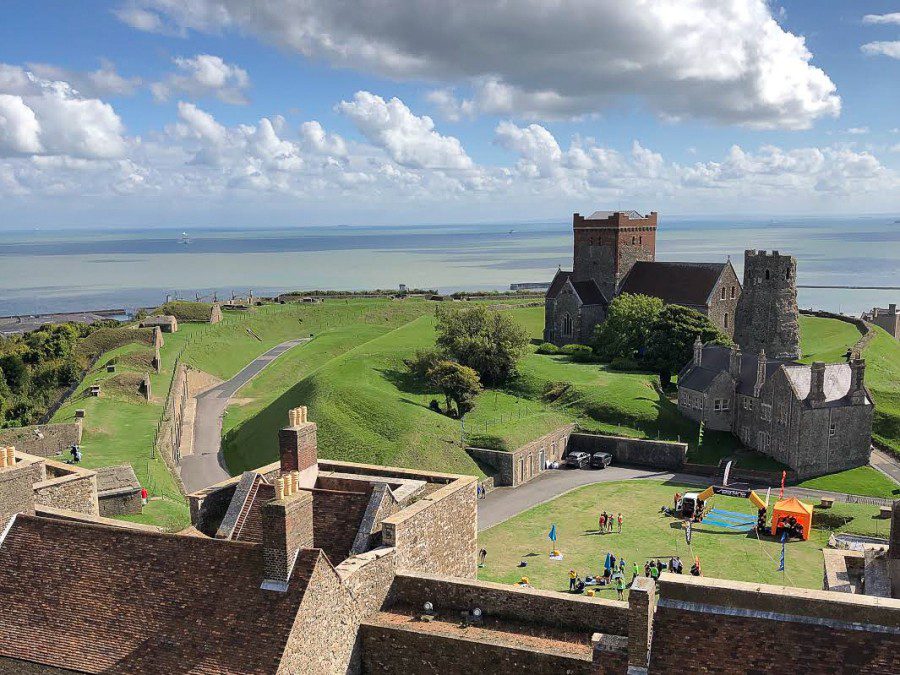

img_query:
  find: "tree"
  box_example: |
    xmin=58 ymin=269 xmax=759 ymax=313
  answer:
xmin=645 ymin=305 xmax=732 ymax=384
xmin=427 ymin=360 xmax=483 ymax=416
xmin=435 ymin=305 xmax=528 ymax=385
xmin=0 ymin=355 xmax=29 ymax=393
xmin=592 ymin=293 xmax=664 ymax=361
xmin=404 ymin=348 xmax=445 ymax=381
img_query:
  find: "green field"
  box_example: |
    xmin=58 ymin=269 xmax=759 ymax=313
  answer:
xmin=797 ymin=314 xmax=861 ymax=363
xmin=863 ymin=325 xmax=900 ymax=457
xmin=477 ymin=480 xmax=892 ymax=596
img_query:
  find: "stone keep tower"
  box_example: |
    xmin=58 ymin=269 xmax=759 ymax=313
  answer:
xmin=571 ymin=211 xmax=658 ymax=301
xmin=733 ymin=250 xmax=800 ymax=359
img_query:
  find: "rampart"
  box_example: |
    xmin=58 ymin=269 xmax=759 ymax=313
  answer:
xmin=567 ymin=432 xmax=687 ymax=470
xmin=468 ymin=425 xmax=574 ymax=487
xmin=0 ymin=422 xmax=82 ymax=459
xmin=650 ymin=574 xmax=900 ymax=673
xmin=155 ymin=362 xmax=188 ymax=489
xmin=32 ymin=459 xmax=98 ymax=516
xmin=800 ymin=308 xmax=873 ymax=354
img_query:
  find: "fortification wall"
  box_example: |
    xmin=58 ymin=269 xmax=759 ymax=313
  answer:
xmin=382 ymin=476 xmax=477 ymax=578
xmin=0 ymin=463 xmax=35 ymax=524
xmin=390 ymin=572 xmax=628 ymax=635
xmin=567 ymin=433 xmax=687 ymax=470
xmin=469 ymin=425 xmax=575 ymax=487
xmin=0 ymin=423 xmax=82 ymax=459
xmin=155 ymin=363 xmax=188 ymax=488
xmin=32 ymin=460 xmax=98 ymax=516
xmin=649 ymin=574 xmax=900 ymax=673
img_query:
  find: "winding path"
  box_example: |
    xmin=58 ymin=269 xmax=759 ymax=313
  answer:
xmin=179 ymin=338 xmax=308 ymax=493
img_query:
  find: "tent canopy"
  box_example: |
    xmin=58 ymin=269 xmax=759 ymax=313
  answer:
xmin=773 ymin=497 xmax=813 ymax=516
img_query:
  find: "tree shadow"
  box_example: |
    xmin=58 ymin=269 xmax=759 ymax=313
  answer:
xmin=377 ymin=367 xmax=432 ymax=396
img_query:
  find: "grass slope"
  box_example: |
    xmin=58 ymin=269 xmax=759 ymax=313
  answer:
xmin=863 ymin=325 xmax=900 ymax=457
xmin=797 ymin=314 xmax=861 ymax=364
xmin=478 ymin=480 xmax=893 ymax=596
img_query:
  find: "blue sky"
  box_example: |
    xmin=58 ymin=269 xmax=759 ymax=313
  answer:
xmin=1 ymin=1 xmax=899 ymax=228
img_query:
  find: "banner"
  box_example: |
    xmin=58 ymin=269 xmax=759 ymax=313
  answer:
xmin=777 ymin=531 xmax=786 ymax=572
xmin=780 ymin=470 xmax=786 ymax=499
xmin=548 ymin=524 xmax=557 ymax=543
xmin=685 ymin=521 xmax=693 ymax=545
xmin=722 ymin=460 xmax=732 ymax=487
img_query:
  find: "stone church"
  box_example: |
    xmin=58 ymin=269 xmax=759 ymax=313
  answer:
xmin=544 ymin=210 xmax=741 ymax=345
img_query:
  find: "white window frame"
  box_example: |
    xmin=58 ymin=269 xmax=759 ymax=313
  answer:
xmin=829 ymin=423 xmax=836 ymax=437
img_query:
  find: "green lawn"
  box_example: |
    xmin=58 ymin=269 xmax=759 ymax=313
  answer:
xmin=797 ymin=314 xmax=861 ymax=364
xmin=863 ymin=325 xmax=900 ymax=457
xmin=478 ymin=480 xmax=889 ymax=596
xmin=797 ymin=466 xmax=900 ymax=499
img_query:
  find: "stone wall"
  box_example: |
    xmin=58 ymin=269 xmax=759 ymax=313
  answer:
xmin=705 ymin=263 xmax=741 ymax=337
xmin=733 ymin=250 xmax=801 ymax=359
xmin=359 ymin=622 xmax=608 ymax=675
xmin=382 ymin=476 xmax=477 ymax=579
xmin=155 ymin=362 xmax=188 ymax=483
xmin=0 ymin=463 xmax=35 ymax=525
xmin=649 ymin=574 xmax=900 ymax=673
xmin=98 ymin=489 xmax=142 ymax=517
xmin=567 ymin=433 xmax=687 ymax=470
xmin=469 ymin=425 xmax=575 ymax=487
xmin=32 ymin=460 xmax=98 ymax=516
xmin=0 ymin=422 xmax=82 ymax=459
xmin=390 ymin=572 xmax=628 ymax=635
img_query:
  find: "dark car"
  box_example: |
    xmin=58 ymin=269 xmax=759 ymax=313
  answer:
xmin=566 ymin=451 xmax=590 ymax=469
xmin=590 ymin=452 xmax=613 ymax=469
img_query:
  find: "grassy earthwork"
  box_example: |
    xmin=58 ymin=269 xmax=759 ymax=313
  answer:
xmin=477 ymin=479 xmax=895 ymax=596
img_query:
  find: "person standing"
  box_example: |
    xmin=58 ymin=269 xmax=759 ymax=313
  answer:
xmin=569 ymin=569 xmax=577 ymax=591
xmin=617 ymin=512 xmax=623 ymax=534
xmin=649 ymin=563 xmax=660 ymax=581
xmin=599 ymin=512 xmax=606 ymax=533
xmin=632 ymin=562 xmax=640 ymax=583
xmin=615 ymin=574 xmax=626 ymax=601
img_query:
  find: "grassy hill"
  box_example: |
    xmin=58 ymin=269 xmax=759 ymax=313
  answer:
xmin=797 ymin=314 xmax=861 ymax=363
xmin=864 ymin=325 xmax=900 ymax=456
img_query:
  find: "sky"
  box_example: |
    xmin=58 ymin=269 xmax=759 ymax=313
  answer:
xmin=0 ymin=0 xmax=899 ymax=229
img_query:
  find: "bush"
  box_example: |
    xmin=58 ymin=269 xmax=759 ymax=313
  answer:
xmin=561 ymin=344 xmax=594 ymax=362
xmin=609 ymin=356 xmax=640 ymax=371
xmin=404 ymin=348 xmax=445 ymax=381
xmin=536 ymin=342 xmax=559 ymax=355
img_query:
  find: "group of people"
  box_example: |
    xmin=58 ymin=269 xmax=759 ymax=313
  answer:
xmin=598 ymin=511 xmax=623 ymax=534
xmin=567 ymin=551 xmax=630 ymax=599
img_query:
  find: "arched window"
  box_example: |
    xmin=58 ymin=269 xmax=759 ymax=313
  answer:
xmin=639 ymin=235 xmax=642 ymax=244
xmin=720 ymin=287 xmax=726 ymax=300
xmin=631 ymin=236 xmax=636 ymax=245
xmin=563 ymin=313 xmax=573 ymax=336
xmin=730 ymin=285 xmax=736 ymax=299
xmin=724 ymin=313 xmax=729 ymax=329
xmin=765 ymin=269 xmax=770 ymax=280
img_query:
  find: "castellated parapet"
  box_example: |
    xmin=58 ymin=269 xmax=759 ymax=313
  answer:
xmin=734 ymin=249 xmax=800 ymax=359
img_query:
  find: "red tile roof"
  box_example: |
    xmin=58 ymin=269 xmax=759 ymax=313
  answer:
xmin=0 ymin=515 xmax=321 ymax=674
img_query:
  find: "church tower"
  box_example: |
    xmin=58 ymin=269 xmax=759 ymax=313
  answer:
xmin=571 ymin=210 xmax=658 ymax=301
xmin=733 ymin=250 xmax=800 ymax=360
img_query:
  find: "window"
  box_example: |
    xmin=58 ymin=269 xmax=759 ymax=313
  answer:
xmin=563 ymin=313 xmax=573 ymax=336
xmin=786 ymin=268 xmax=791 ymax=280
xmin=829 ymin=423 xmax=836 ymax=437
xmin=730 ymin=285 xmax=736 ymax=299
xmin=720 ymin=287 xmax=726 ymax=300
xmin=724 ymin=313 xmax=728 ymax=329
xmin=722 ymin=398 xmax=730 ymax=411
xmin=639 ymin=235 xmax=643 ymax=245
xmin=761 ymin=403 xmax=772 ymax=421
xmin=714 ymin=399 xmax=721 ymax=412
xmin=765 ymin=269 xmax=770 ymax=280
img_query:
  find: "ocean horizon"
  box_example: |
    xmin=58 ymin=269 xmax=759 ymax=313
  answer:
xmin=1 ymin=214 xmax=897 ymax=317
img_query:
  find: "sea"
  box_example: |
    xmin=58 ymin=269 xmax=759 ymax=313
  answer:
xmin=0 ymin=215 xmax=897 ymax=317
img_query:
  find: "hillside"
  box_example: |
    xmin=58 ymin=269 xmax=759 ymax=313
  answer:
xmin=864 ymin=325 xmax=900 ymax=456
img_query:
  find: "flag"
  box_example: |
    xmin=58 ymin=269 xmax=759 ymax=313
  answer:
xmin=777 ymin=531 xmax=786 ymax=572
xmin=780 ymin=470 xmax=786 ymax=499
xmin=548 ymin=524 xmax=557 ymax=543
xmin=604 ymin=552 xmax=612 ymax=571
xmin=722 ymin=460 xmax=732 ymax=487
xmin=698 ymin=421 xmax=705 ymax=446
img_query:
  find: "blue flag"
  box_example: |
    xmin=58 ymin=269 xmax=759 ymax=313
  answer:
xmin=604 ymin=552 xmax=612 ymax=570
xmin=548 ymin=524 xmax=557 ymax=543
xmin=777 ymin=531 xmax=786 ymax=572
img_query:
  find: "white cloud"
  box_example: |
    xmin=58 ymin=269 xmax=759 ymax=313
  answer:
xmin=846 ymin=127 xmax=869 ymax=135
xmin=338 ymin=91 xmax=473 ymax=170
xmin=299 ymin=121 xmax=347 ymax=157
xmin=425 ymin=89 xmax=475 ymax=122
xmin=26 ymin=60 xmax=141 ymax=97
xmin=0 ymin=64 xmax=127 ymax=159
xmin=152 ymin=54 xmax=250 ymax=104
xmin=862 ymin=13 xmax=900 ymax=26
xmin=861 ymin=41 xmax=900 ymax=59
xmin=116 ymin=0 xmax=840 ymax=129
xmin=113 ymin=6 xmax=166 ymax=32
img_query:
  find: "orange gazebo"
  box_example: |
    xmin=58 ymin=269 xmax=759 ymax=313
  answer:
xmin=770 ymin=497 xmax=813 ymax=541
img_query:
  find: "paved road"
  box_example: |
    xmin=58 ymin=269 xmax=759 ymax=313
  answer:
xmin=478 ymin=462 xmax=898 ymax=531
xmin=179 ymin=338 xmax=308 ymax=493
xmin=870 ymin=448 xmax=900 ymax=487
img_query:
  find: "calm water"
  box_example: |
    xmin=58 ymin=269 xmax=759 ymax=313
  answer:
xmin=0 ymin=216 xmax=897 ymax=316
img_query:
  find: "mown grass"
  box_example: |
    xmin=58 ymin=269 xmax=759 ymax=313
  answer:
xmin=797 ymin=466 xmax=900 ymax=499
xmin=797 ymin=314 xmax=861 ymax=364
xmin=863 ymin=325 xmax=900 ymax=457
xmin=477 ymin=479 xmax=891 ymax=596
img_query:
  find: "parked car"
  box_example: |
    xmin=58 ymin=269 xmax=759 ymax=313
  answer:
xmin=566 ymin=451 xmax=590 ymax=469
xmin=590 ymin=452 xmax=613 ymax=469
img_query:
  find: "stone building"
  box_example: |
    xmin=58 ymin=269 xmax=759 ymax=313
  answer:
xmin=95 ymin=464 xmax=143 ymax=516
xmin=733 ymin=249 xmax=801 ymax=359
xmin=139 ymin=314 xmax=179 ymax=332
xmin=2 ymin=410 xmax=900 ymax=673
xmin=865 ymin=303 xmax=899 ymax=339
xmin=677 ymin=341 xmax=874 ymax=478
xmin=544 ymin=210 xmax=740 ymax=346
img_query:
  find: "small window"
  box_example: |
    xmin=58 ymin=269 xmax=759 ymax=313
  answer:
xmin=639 ymin=235 xmax=642 ymax=245
xmin=722 ymin=399 xmax=730 ymax=411
xmin=724 ymin=313 xmax=728 ymax=329
xmin=720 ymin=287 xmax=726 ymax=300
xmin=786 ymin=268 xmax=791 ymax=280
xmin=765 ymin=269 xmax=770 ymax=280
xmin=563 ymin=314 xmax=573 ymax=336
xmin=714 ymin=399 xmax=721 ymax=411
xmin=730 ymin=285 xmax=736 ymax=299
xmin=631 ymin=236 xmax=636 ymax=245
xmin=829 ymin=423 xmax=836 ymax=437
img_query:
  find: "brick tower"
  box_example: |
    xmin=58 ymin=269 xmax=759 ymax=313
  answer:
xmin=733 ymin=250 xmax=800 ymax=359
xmin=571 ymin=210 xmax=658 ymax=301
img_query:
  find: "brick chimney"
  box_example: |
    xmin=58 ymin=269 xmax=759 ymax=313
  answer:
xmin=279 ymin=406 xmax=318 ymax=489
xmin=753 ymin=350 xmax=766 ymax=397
xmin=807 ymin=362 xmax=826 ymax=407
xmin=848 ymin=358 xmax=867 ymax=405
xmin=693 ymin=337 xmax=703 ymax=367
xmin=729 ymin=346 xmax=741 ymax=379
xmin=261 ymin=471 xmax=314 ymax=591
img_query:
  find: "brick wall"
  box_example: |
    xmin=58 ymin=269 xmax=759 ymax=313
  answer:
xmin=0 ymin=423 xmax=82 ymax=459
xmin=568 ymin=433 xmax=687 ymax=470
xmin=382 ymin=476 xmax=477 ymax=578
xmin=649 ymin=574 xmax=900 ymax=673
xmin=390 ymin=572 xmax=628 ymax=635
xmin=32 ymin=461 xmax=98 ymax=516
xmin=359 ymin=622 xmax=607 ymax=675
xmin=0 ymin=463 xmax=35 ymax=525
xmin=311 ymin=487 xmax=373 ymax=564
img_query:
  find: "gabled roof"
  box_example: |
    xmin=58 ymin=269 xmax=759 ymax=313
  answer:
xmin=619 ymin=261 xmax=730 ymax=307
xmin=571 ymin=280 xmax=608 ymax=307
xmin=0 ymin=515 xmax=319 ymax=674
xmin=782 ymin=363 xmax=871 ymax=406
xmin=678 ymin=345 xmax=796 ymax=395
xmin=546 ymin=269 xmax=572 ymax=299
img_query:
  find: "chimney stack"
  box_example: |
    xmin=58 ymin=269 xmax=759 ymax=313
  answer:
xmin=753 ymin=350 xmax=766 ymax=397
xmin=807 ymin=362 xmax=826 ymax=407
xmin=729 ymin=346 xmax=741 ymax=379
xmin=261 ymin=470 xmax=313 ymax=592
xmin=279 ymin=406 xmax=318 ymax=488
xmin=849 ymin=358 xmax=867 ymax=405
xmin=693 ymin=336 xmax=703 ymax=367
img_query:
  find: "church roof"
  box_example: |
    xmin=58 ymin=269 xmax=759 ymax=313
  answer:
xmin=0 ymin=514 xmax=319 ymax=674
xmin=571 ymin=280 xmax=608 ymax=306
xmin=546 ymin=270 xmax=572 ymax=299
xmin=618 ymin=261 xmax=728 ymax=307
